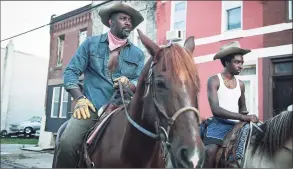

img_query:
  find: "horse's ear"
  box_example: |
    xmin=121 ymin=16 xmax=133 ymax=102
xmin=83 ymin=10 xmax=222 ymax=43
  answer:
xmin=137 ymin=29 xmax=160 ymax=59
xmin=184 ymin=36 xmax=195 ymax=55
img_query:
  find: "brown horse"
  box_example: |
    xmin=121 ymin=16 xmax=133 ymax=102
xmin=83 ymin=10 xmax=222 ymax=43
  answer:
xmin=52 ymin=29 xmax=205 ymax=168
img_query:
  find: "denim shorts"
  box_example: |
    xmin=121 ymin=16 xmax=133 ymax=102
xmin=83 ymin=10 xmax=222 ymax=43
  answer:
xmin=200 ymin=117 xmax=236 ymax=145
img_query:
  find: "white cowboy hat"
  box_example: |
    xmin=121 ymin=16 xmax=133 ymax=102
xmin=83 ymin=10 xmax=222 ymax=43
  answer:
xmin=98 ymin=2 xmax=144 ymax=30
xmin=213 ymin=41 xmax=251 ymax=60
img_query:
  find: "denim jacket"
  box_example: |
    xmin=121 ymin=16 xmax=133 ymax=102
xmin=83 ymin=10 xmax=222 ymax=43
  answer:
xmin=63 ymin=33 xmax=145 ymax=110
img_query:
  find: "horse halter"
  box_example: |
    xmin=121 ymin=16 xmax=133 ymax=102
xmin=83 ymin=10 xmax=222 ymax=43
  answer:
xmin=143 ymin=61 xmax=201 ymax=144
xmin=119 ymin=58 xmax=200 ymax=145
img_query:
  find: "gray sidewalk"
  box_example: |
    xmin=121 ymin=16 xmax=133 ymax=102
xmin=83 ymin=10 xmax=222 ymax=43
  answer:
xmin=0 ymin=144 xmax=54 ymax=168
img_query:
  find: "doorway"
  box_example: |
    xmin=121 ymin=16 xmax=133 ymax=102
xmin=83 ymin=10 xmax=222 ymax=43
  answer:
xmin=273 ymin=75 xmax=293 ymax=116
xmin=272 ymin=57 xmax=293 ymax=116
xmin=237 ymin=65 xmax=258 ymax=116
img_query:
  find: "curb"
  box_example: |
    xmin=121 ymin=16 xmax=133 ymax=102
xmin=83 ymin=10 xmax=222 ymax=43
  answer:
xmin=20 ymin=148 xmax=54 ymax=154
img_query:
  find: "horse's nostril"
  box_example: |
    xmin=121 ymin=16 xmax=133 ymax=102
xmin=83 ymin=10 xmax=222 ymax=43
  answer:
xmin=177 ymin=146 xmax=194 ymax=168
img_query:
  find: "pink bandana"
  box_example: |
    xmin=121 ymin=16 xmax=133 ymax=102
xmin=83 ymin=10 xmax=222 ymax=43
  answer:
xmin=107 ymin=31 xmax=127 ymax=51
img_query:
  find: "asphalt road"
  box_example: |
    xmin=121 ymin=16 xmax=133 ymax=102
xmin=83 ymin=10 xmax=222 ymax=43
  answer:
xmin=0 ymin=161 xmax=13 ymax=168
xmin=0 ymin=159 xmax=29 ymax=168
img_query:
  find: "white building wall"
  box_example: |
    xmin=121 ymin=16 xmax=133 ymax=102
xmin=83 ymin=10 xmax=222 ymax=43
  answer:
xmin=1 ymin=41 xmax=49 ymax=132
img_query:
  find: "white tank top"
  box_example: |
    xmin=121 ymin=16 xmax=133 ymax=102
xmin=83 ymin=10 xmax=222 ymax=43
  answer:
xmin=217 ymin=73 xmax=241 ymax=122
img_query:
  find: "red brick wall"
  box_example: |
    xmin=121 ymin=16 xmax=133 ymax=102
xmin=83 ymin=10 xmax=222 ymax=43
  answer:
xmin=186 ymin=1 xmax=222 ymax=39
xmin=48 ymin=12 xmax=92 ymax=80
xmin=156 ymin=1 xmax=171 ymax=45
xmin=263 ymin=0 xmax=289 ymax=26
xmin=195 ymin=61 xmax=223 ymax=118
xmin=264 ymin=29 xmax=293 ymax=48
xmin=263 ymin=0 xmax=292 ymax=48
xmin=156 ymin=1 xmax=267 ymax=118
xmin=243 ymin=1 xmax=263 ymax=30
xmin=193 ymin=35 xmax=264 ymax=57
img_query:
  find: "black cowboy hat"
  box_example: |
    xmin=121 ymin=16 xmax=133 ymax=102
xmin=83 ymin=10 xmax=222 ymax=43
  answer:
xmin=98 ymin=2 xmax=144 ymax=30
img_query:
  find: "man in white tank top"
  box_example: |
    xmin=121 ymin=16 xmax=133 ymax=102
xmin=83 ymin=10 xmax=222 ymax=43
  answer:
xmin=201 ymin=41 xmax=259 ymax=168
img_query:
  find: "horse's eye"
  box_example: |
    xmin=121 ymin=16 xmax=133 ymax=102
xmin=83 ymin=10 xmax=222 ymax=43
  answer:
xmin=156 ymin=80 xmax=166 ymax=89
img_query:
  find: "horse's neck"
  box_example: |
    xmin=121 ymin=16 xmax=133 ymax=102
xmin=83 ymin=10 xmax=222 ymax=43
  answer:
xmin=120 ymin=61 xmax=161 ymax=166
xmin=244 ymin=140 xmax=293 ymax=168
xmin=121 ymin=104 xmax=159 ymax=167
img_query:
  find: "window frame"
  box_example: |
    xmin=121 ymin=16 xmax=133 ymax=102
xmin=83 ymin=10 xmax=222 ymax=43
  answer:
xmin=78 ymin=28 xmax=88 ymax=46
xmin=50 ymin=86 xmax=70 ymax=119
xmin=170 ymin=1 xmax=187 ymax=31
xmin=288 ymin=0 xmax=292 ymax=21
xmin=226 ymin=7 xmax=242 ymax=30
xmin=56 ymin=34 xmax=65 ymax=67
xmin=50 ymin=87 xmax=61 ymax=118
xmin=59 ymin=87 xmax=69 ymax=118
xmin=221 ymin=1 xmax=243 ymax=33
xmin=272 ymin=56 xmax=293 ymax=76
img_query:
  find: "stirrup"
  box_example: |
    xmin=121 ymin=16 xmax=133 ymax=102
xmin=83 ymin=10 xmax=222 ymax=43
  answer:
xmin=97 ymin=105 xmax=107 ymax=117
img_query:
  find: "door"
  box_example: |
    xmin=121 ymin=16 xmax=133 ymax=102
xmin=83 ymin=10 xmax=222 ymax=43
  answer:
xmin=273 ymin=75 xmax=293 ymax=116
xmin=237 ymin=75 xmax=258 ymax=116
xmin=237 ymin=65 xmax=258 ymax=117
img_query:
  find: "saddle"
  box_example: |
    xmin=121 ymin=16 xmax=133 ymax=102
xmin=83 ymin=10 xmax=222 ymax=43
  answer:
xmin=77 ymin=87 xmax=133 ymax=168
xmin=78 ymin=104 xmax=124 ymax=168
xmin=215 ymin=121 xmax=248 ymax=168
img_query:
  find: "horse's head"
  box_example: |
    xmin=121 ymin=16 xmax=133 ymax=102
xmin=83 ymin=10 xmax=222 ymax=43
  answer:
xmin=136 ymin=29 xmax=205 ymax=168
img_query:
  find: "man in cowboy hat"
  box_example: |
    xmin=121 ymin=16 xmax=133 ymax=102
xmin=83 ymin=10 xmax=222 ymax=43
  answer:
xmin=53 ymin=2 xmax=145 ymax=167
xmin=200 ymin=41 xmax=259 ymax=168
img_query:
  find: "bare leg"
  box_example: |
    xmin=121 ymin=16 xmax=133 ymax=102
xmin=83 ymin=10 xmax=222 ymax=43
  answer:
xmin=203 ymin=144 xmax=219 ymax=168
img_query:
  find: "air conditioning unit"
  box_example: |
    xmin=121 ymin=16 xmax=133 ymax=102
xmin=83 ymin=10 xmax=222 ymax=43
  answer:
xmin=166 ymin=30 xmax=183 ymax=41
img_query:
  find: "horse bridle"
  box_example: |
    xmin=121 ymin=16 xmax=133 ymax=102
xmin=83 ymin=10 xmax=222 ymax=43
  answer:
xmin=119 ymin=59 xmax=201 ymax=147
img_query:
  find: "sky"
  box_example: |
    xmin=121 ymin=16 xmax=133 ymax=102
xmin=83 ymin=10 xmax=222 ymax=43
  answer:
xmin=1 ymin=1 xmax=92 ymax=59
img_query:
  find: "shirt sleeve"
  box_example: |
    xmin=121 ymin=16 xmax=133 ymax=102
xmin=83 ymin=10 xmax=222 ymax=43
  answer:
xmin=63 ymin=37 xmax=90 ymax=90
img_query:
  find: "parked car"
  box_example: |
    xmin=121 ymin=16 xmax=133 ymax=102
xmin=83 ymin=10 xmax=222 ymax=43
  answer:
xmin=1 ymin=116 xmax=42 ymax=137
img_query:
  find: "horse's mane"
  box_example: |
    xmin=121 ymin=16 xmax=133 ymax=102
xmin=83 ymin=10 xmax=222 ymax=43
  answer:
xmin=159 ymin=44 xmax=200 ymax=94
xmin=251 ymin=110 xmax=293 ymax=157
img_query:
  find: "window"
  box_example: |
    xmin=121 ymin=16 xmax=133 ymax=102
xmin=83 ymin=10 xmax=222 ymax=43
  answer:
xmin=239 ymin=66 xmax=256 ymax=76
xmin=289 ymin=0 xmax=292 ymax=20
xmin=56 ymin=35 xmax=65 ymax=67
xmin=222 ymin=1 xmax=242 ymax=32
xmin=227 ymin=7 xmax=241 ymax=30
xmin=274 ymin=62 xmax=293 ymax=75
xmin=174 ymin=21 xmax=185 ymax=30
xmin=79 ymin=28 xmax=87 ymax=46
xmin=50 ymin=86 xmax=70 ymax=118
xmin=171 ymin=1 xmax=186 ymax=31
xmin=29 ymin=116 xmax=42 ymax=122
xmin=175 ymin=2 xmax=185 ymax=12
xmin=59 ymin=87 xmax=69 ymax=118
xmin=51 ymin=87 xmax=61 ymax=118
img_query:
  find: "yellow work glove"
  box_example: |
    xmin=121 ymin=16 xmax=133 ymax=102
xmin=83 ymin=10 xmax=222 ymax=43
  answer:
xmin=73 ymin=96 xmax=96 ymax=120
xmin=113 ymin=76 xmax=132 ymax=89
